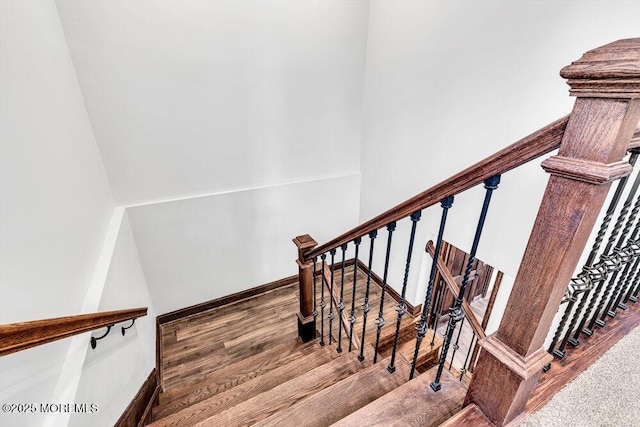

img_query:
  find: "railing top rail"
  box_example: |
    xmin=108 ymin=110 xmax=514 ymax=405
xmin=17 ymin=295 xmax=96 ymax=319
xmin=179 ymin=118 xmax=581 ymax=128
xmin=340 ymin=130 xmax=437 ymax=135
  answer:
xmin=0 ymin=307 xmax=148 ymax=356
xmin=306 ymin=115 xmax=571 ymax=260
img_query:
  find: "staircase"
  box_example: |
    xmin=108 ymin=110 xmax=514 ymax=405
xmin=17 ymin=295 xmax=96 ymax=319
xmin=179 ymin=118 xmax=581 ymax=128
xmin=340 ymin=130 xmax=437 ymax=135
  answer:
xmin=148 ymin=267 xmax=465 ymax=427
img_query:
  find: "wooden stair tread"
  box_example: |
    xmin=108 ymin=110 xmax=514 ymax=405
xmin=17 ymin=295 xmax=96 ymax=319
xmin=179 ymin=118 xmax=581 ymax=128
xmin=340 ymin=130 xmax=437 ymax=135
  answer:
xmin=154 ymin=338 xmax=315 ymax=419
xmin=438 ymin=403 xmax=495 ymax=427
xmin=331 ymin=366 xmax=466 ymax=427
xmin=192 ymin=346 xmax=376 ymax=427
xmin=148 ymin=345 xmax=338 ymax=426
xmin=254 ymin=354 xmax=411 ymax=427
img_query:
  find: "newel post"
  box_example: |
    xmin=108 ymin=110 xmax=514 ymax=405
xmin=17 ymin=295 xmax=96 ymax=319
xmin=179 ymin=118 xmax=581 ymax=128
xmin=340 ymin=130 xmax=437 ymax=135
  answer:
xmin=466 ymin=39 xmax=640 ymax=426
xmin=293 ymin=234 xmax=318 ymax=342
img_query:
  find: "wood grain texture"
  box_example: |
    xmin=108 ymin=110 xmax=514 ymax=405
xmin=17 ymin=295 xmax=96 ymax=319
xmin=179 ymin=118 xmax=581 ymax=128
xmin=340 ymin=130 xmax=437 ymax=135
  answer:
xmin=254 ymin=354 xmax=410 ymax=427
xmin=561 ymin=38 xmax=640 ymax=97
xmin=115 ymin=369 xmax=158 ymax=427
xmin=468 ymin=41 xmax=640 ymax=425
xmin=439 ymin=404 xmax=495 ymax=427
xmin=427 ymin=242 xmax=486 ymax=340
xmin=192 ymin=346 xmax=376 ymax=427
xmin=156 ymin=275 xmax=298 ymax=325
xmin=306 ymin=115 xmax=570 ymax=260
xmin=332 ymin=366 xmax=466 ymax=427
xmin=0 ymin=307 xmax=147 ymax=356
xmin=153 ymin=340 xmax=315 ymax=419
xmin=149 ymin=346 xmax=338 ymax=426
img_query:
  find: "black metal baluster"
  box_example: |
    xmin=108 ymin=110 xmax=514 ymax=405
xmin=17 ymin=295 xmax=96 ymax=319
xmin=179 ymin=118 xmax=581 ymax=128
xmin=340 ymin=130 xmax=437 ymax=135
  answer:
xmin=460 ymin=334 xmax=477 ymax=381
xmin=373 ymin=222 xmax=396 ymax=364
xmin=587 ymin=172 xmax=640 ymax=331
xmin=622 ymin=247 xmax=640 ymax=305
xmin=429 ymin=278 xmax=448 ymax=347
xmin=336 ymin=244 xmax=348 ymax=353
xmin=358 ymin=231 xmax=378 ymax=362
xmin=549 ymin=165 xmax=631 ymax=356
xmin=387 ymin=211 xmax=422 ymax=374
xmin=628 ymin=262 xmax=640 ymax=302
xmin=605 ymin=214 xmax=640 ymax=317
xmin=328 ymin=249 xmax=336 ymax=345
xmin=410 ymin=196 xmax=453 ymax=379
xmin=320 ymin=253 xmax=327 ymax=346
xmin=312 ymin=256 xmax=318 ymax=333
xmin=348 ymin=237 xmax=362 ymax=352
xmin=575 ymin=165 xmax=640 ymax=339
xmin=431 ymin=175 xmax=500 ymax=391
xmin=597 ymin=193 xmax=640 ymax=324
xmin=611 ymin=237 xmax=640 ymax=311
xmin=449 ymin=310 xmax=466 ymax=371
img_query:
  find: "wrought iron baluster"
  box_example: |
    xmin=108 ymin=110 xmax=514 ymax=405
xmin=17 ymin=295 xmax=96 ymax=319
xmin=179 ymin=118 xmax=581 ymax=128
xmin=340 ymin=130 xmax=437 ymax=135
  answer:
xmin=429 ymin=279 xmax=447 ymax=347
xmin=612 ymin=238 xmax=640 ymax=311
xmin=373 ymin=222 xmax=396 ymax=364
xmin=574 ymin=163 xmax=640 ymax=339
xmin=336 ymin=244 xmax=348 ymax=353
xmin=460 ymin=334 xmax=477 ymax=381
xmin=552 ymin=157 xmax=635 ymax=353
xmin=597 ymin=194 xmax=640 ymax=324
xmin=431 ymin=175 xmax=500 ymax=391
xmin=605 ymin=217 xmax=640 ymax=316
xmin=449 ymin=310 xmax=466 ymax=371
xmin=628 ymin=263 xmax=640 ymax=302
xmin=320 ymin=253 xmax=327 ymax=346
xmin=358 ymin=231 xmax=378 ymax=362
xmin=586 ymin=170 xmax=640 ymax=331
xmin=387 ymin=211 xmax=422 ymax=374
xmin=312 ymin=257 xmax=318 ymax=330
xmin=410 ymin=196 xmax=453 ymax=379
xmin=622 ymin=248 xmax=640 ymax=304
xmin=348 ymin=237 xmax=362 ymax=352
xmin=328 ymin=249 xmax=336 ymax=345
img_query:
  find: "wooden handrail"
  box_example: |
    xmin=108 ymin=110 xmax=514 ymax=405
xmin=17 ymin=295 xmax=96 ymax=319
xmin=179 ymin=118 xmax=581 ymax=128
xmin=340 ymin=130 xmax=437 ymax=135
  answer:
xmin=306 ymin=115 xmax=570 ymax=260
xmin=307 ymin=120 xmax=640 ymax=261
xmin=0 ymin=307 xmax=147 ymax=356
xmin=426 ymin=241 xmax=486 ymax=340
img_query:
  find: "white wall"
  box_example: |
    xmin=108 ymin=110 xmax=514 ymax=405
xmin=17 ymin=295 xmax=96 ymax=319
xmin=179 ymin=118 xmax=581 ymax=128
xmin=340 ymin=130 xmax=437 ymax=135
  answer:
xmin=70 ymin=213 xmax=157 ymax=427
xmin=361 ymin=0 xmax=640 ymax=306
xmin=54 ymin=0 xmax=370 ymax=315
xmin=128 ymin=175 xmax=360 ymax=314
xmin=55 ymin=0 xmax=369 ymax=207
xmin=0 ymin=1 xmax=115 ymax=426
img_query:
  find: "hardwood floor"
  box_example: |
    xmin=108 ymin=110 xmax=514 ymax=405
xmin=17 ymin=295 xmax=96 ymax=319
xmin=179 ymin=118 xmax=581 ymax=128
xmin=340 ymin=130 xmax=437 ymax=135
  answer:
xmin=152 ymin=264 xmax=463 ymax=426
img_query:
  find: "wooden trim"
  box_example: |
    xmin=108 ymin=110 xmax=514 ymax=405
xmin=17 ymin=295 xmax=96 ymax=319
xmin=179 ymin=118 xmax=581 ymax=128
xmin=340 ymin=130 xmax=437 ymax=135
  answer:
xmin=427 ymin=242 xmax=486 ymax=340
xmin=482 ymin=271 xmax=503 ymax=331
xmin=115 ymin=369 xmax=159 ymax=427
xmin=355 ymin=259 xmax=422 ymax=317
xmin=0 ymin=307 xmax=147 ymax=356
xmin=157 ymin=274 xmax=298 ymax=325
xmin=306 ymin=115 xmax=570 ymax=260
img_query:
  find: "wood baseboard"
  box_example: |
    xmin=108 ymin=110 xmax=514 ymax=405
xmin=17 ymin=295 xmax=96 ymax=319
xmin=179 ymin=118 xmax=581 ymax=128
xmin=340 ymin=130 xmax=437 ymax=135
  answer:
xmin=115 ymin=368 xmax=159 ymax=427
xmin=157 ymin=274 xmax=299 ymax=325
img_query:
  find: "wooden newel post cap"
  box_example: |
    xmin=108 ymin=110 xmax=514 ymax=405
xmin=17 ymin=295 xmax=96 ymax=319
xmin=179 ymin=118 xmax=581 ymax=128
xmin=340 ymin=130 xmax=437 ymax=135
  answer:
xmin=561 ymin=38 xmax=640 ymax=98
xmin=293 ymin=234 xmax=317 ymax=261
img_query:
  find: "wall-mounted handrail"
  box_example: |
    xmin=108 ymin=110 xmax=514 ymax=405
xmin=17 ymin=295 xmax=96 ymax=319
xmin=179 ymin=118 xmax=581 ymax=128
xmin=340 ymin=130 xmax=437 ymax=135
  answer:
xmin=306 ymin=115 xmax=570 ymax=260
xmin=0 ymin=307 xmax=147 ymax=356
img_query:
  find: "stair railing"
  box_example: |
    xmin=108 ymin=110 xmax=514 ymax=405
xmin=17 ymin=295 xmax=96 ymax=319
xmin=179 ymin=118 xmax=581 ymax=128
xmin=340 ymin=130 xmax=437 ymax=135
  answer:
xmin=294 ymin=114 xmax=568 ymax=358
xmin=295 ymin=38 xmax=640 ymax=426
